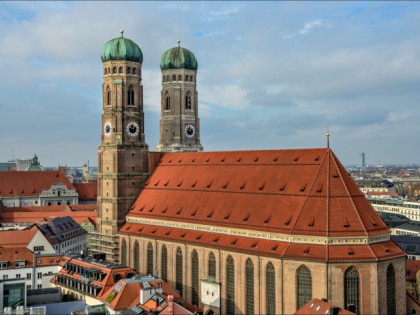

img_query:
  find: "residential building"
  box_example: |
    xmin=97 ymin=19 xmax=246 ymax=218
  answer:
xmin=392 ymin=235 xmax=420 ymax=260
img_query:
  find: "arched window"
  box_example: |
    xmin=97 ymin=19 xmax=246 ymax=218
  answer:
xmin=191 ymin=250 xmax=199 ymax=306
xmin=133 ymin=241 xmax=139 ymax=272
xmin=387 ymin=264 xmax=396 ymax=315
xmin=165 ymin=95 xmax=170 ymax=111
xmin=172 ymin=74 xmax=176 ymax=81
xmin=246 ymin=258 xmax=254 ymax=315
xmin=208 ymin=252 xmax=216 ymax=278
xmin=185 ymin=94 xmax=192 ymax=110
xmin=161 ymin=245 xmax=167 ymax=282
xmin=344 ymin=267 xmax=360 ymax=314
xmin=190 ymin=75 xmax=193 ymax=82
xmin=226 ymin=256 xmax=235 ymax=314
xmin=113 ymin=67 xmax=117 ymax=73
xmin=147 ymin=242 xmax=153 ymax=276
xmin=121 ymin=239 xmax=127 ymax=266
xmin=266 ymin=262 xmax=276 ymax=315
xmin=176 ymin=247 xmax=183 ymax=294
xmin=296 ymin=265 xmax=312 ymax=310
xmin=127 ymin=67 xmax=131 ymax=74
xmin=132 ymin=68 xmax=136 ymax=75
xmin=128 ymin=86 xmax=134 ymax=106
xmin=106 ymin=88 xmax=111 ymax=106
xmin=119 ymin=67 xmax=123 ymax=73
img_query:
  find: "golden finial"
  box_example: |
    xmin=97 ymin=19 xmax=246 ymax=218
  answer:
xmin=177 ymin=39 xmax=181 ymax=47
xmin=120 ymin=29 xmax=124 ymax=37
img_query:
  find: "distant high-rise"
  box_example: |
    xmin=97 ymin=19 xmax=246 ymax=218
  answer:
xmin=359 ymin=152 xmax=366 ymax=168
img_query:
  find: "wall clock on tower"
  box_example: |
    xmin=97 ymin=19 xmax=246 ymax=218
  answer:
xmin=104 ymin=122 xmax=112 ymax=136
xmin=127 ymin=121 xmax=139 ymax=137
xmin=185 ymin=124 xmax=195 ymax=138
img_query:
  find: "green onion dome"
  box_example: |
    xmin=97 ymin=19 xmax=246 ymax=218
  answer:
xmin=160 ymin=41 xmax=198 ymax=71
xmin=101 ymin=30 xmax=143 ymax=63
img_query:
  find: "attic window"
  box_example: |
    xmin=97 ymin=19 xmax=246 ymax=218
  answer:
xmin=178 ymin=159 xmax=182 ymax=163
xmin=148 ymin=206 xmax=154 ymax=212
xmin=32 ymin=188 xmax=36 ymax=193
xmin=125 ymin=226 xmax=130 ymax=230
xmin=145 ymin=179 xmax=150 ymax=186
xmin=224 ymin=212 xmax=231 ymax=220
xmin=308 ymin=216 xmax=315 ymax=227
xmin=168 ymin=159 xmax=173 ymax=163
xmin=370 ymin=218 xmax=377 ymax=226
xmin=251 ymin=242 xmax=258 ymax=248
xmin=300 ymin=184 xmax=307 ymax=192
xmin=163 ymin=180 xmax=170 ymax=187
xmin=176 ymin=208 xmax=182 ymax=215
xmin=191 ymin=180 xmax=197 ymax=188
xmin=237 ymin=157 xmax=242 ymax=162
xmin=191 ymin=209 xmax=197 ymax=217
xmin=279 ymin=183 xmax=286 ymax=191
xmin=382 ymin=246 xmax=390 ymax=253
xmin=273 ymin=156 xmax=278 ymax=162
xmin=343 ymin=218 xmax=350 ymax=228
xmin=206 ymin=181 xmax=213 ymax=188
xmin=138 ymin=227 xmax=144 ymax=232
xmin=332 ymin=171 xmax=339 ymax=178
xmin=254 ymin=157 xmax=259 ymax=162
xmin=205 ymin=158 xmax=210 ymax=163
xmin=316 ymin=183 xmax=323 ymax=193
xmin=177 ymin=180 xmax=183 ymax=187
xmin=264 ymin=216 xmax=271 ymax=224
xmin=259 ymin=182 xmax=265 ymax=191
xmin=162 ymin=207 xmax=168 ymax=214
xmin=165 ymin=231 xmax=171 ymax=236
xmin=240 ymin=183 xmax=246 ymax=190
xmin=243 ymin=213 xmax=250 ymax=222
xmin=213 ymin=237 xmax=219 ymax=243
xmin=139 ymin=205 xmax=145 ymax=212
xmin=271 ymin=244 xmax=278 ymax=252
xmin=180 ymin=233 xmax=186 ymax=238
xmin=207 ymin=210 xmax=214 ymax=218
xmin=154 ymin=180 xmax=160 ymax=187
xmin=348 ymin=248 xmax=355 ymax=256
xmin=284 ymin=215 xmax=293 ymax=226
xmin=294 ymin=156 xmax=299 ymax=162
xmin=196 ymin=235 xmax=202 ymax=240
xmin=191 ymin=159 xmax=195 ymax=163
xmin=21 ymin=189 xmax=24 ymax=193
xmin=230 ymin=239 xmax=238 ymax=246
xmin=221 ymin=158 xmax=225 ymax=162
xmin=222 ymin=181 xmax=229 ymax=189
xmin=303 ymin=246 xmax=310 ymax=254
xmin=151 ymin=229 xmax=157 ymax=234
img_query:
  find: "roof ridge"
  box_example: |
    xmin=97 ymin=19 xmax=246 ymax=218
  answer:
xmin=289 ymin=150 xmax=329 ymax=233
xmin=330 ymin=151 xmax=368 ymax=236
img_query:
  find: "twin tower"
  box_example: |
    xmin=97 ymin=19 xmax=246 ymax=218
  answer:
xmin=92 ymin=31 xmax=202 ymax=261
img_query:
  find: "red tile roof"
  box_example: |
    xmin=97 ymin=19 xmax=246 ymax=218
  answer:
xmin=73 ymin=182 xmax=97 ymax=200
xmin=124 ymin=149 xmax=389 ymax=238
xmin=0 ymin=225 xmax=39 ymax=247
xmin=0 ymin=210 xmax=97 ymax=226
xmin=294 ymin=298 xmax=355 ymax=314
xmin=0 ymin=170 xmax=74 ymax=197
xmin=0 ymin=247 xmax=34 ymax=268
xmin=406 ymin=259 xmax=420 ymax=282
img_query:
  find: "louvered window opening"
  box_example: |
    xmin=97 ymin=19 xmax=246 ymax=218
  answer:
xmin=147 ymin=243 xmax=153 ymax=276
xmin=208 ymin=252 xmax=216 ymax=279
xmin=121 ymin=239 xmax=127 ymax=266
xmin=296 ymin=265 xmax=312 ymax=310
xmin=161 ymin=245 xmax=167 ymax=282
xmin=191 ymin=250 xmax=199 ymax=306
xmin=344 ymin=267 xmax=360 ymax=314
xmin=246 ymin=259 xmax=254 ymax=315
xmin=176 ymin=248 xmax=183 ymax=294
xmin=133 ymin=241 xmax=139 ymax=272
xmin=226 ymin=256 xmax=235 ymax=315
xmin=387 ymin=264 xmax=396 ymax=315
xmin=266 ymin=263 xmax=276 ymax=315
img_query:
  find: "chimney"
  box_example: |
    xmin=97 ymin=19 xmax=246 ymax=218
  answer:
xmin=168 ymin=295 xmax=174 ymax=315
xmin=330 ymin=306 xmax=340 ymax=315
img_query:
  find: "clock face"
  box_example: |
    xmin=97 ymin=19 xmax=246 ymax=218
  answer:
xmin=127 ymin=121 xmax=139 ymax=137
xmin=185 ymin=124 xmax=195 ymax=138
xmin=104 ymin=122 xmax=112 ymax=136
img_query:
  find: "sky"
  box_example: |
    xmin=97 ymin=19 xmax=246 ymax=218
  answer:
xmin=0 ymin=1 xmax=420 ymax=166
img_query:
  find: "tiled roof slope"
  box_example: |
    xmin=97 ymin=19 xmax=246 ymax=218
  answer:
xmin=125 ymin=149 xmax=389 ymax=237
xmin=0 ymin=225 xmax=38 ymax=247
xmin=0 ymin=170 xmax=75 ymax=197
xmin=73 ymin=182 xmax=97 ymax=200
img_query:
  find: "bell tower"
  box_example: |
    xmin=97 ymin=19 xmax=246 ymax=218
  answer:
xmin=156 ymin=40 xmax=203 ymax=152
xmin=90 ymin=30 xmax=149 ymax=262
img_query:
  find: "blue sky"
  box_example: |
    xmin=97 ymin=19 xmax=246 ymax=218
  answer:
xmin=0 ymin=1 xmax=420 ymax=166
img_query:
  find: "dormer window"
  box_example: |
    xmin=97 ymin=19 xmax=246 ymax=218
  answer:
xmin=14 ymin=260 xmax=26 ymax=268
xmin=0 ymin=261 xmax=8 ymax=269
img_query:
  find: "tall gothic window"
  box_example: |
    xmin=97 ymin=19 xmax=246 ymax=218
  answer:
xmin=208 ymin=252 xmax=216 ymax=278
xmin=344 ymin=267 xmax=360 ymax=314
xmin=296 ymin=265 xmax=312 ymax=310
xmin=176 ymin=247 xmax=183 ymax=294
xmin=106 ymin=88 xmax=111 ymax=106
xmin=266 ymin=262 xmax=276 ymax=315
xmin=121 ymin=239 xmax=127 ymax=266
xmin=246 ymin=258 xmax=254 ymax=315
xmin=147 ymin=242 xmax=153 ymax=276
xmin=387 ymin=264 xmax=396 ymax=315
xmin=226 ymin=256 xmax=235 ymax=314
xmin=185 ymin=94 xmax=192 ymax=110
xmin=165 ymin=95 xmax=170 ymax=110
xmin=191 ymin=250 xmax=199 ymax=306
xmin=161 ymin=245 xmax=167 ymax=282
xmin=133 ymin=241 xmax=139 ymax=272
xmin=128 ymin=87 xmax=135 ymax=105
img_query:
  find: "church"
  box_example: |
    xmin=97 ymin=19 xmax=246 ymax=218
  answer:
xmin=89 ymin=31 xmax=406 ymax=315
